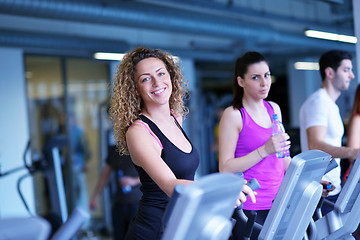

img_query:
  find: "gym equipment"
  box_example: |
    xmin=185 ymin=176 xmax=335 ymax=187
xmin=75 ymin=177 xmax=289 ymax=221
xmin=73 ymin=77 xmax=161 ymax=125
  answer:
xmin=0 ymin=216 xmax=50 ymax=240
xmin=312 ymin=154 xmax=360 ymax=240
xmin=258 ymin=150 xmax=331 ymax=240
xmin=42 ymin=135 xmax=68 ymax=223
xmin=162 ymin=150 xmax=332 ymax=240
xmin=51 ymin=207 xmax=90 ymax=240
xmin=162 ymin=172 xmax=245 ymax=240
xmin=232 ymin=176 xmax=261 ymax=240
xmin=233 ymin=150 xmax=331 ymax=240
xmin=0 ymin=137 xmax=89 ymax=239
xmin=0 ymin=207 xmax=89 ymax=240
xmin=0 ymin=137 xmax=68 ymax=220
xmin=312 ymin=158 xmax=339 ymax=222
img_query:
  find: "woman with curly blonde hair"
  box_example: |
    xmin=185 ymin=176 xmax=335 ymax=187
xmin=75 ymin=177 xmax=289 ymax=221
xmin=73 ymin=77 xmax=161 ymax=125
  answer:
xmin=110 ymin=47 xmax=255 ymax=240
xmin=111 ymin=47 xmax=189 ymax=155
xmin=110 ymin=46 xmax=200 ymax=239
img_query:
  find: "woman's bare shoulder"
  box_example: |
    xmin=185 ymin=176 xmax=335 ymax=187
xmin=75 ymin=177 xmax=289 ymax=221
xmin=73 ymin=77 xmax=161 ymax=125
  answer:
xmin=221 ymin=106 xmax=242 ymax=125
xmin=223 ymin=106 xmax=239 ymax=116
xmin=268 ymin=101 xmax=280 ymax=112
xmin=351 ymin=114 xmax=360 ymax=126
xmin=126 ymin=119 xmax=148 ymax=137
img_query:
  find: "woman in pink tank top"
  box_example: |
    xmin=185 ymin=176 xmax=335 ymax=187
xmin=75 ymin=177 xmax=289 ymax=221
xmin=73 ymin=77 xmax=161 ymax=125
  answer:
xmin=218 ymin=51 xmax=292 ymax=239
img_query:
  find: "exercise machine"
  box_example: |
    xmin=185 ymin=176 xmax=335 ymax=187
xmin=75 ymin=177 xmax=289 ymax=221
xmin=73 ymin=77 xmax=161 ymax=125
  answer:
xmin=310 ymin=154 xmax=360 ymax=240
xmin=42 ymin=135 xmax=68 ymax=223
xmin=0 ymin=207 xmax=89 ymax=240
xmin=162 ymin=172 xmax=246 ymax=240
xmin=258 ymin=150 xmax=331 ymax=240
xmin=157 ymin=150 xmax=333 ymax=240
xmin=0 ymin=139 xmax=90 ymax=239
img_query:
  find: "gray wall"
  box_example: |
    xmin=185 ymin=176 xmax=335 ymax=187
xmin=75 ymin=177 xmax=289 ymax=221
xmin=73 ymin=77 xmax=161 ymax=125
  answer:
xmin=0 ymin=47 xmax=34 ymax=217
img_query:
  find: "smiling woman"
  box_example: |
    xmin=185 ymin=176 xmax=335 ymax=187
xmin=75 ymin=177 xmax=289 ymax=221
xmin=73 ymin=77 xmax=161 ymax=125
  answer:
xmin=109 ymin=46 xmax=200 ymax=240
xmin=110 ymin=47 xmax=256 ymax=240
xmin=110 ymin=47 xmax=189 ymax=156
xmin=134 ymin=57 xmax=173 ymax=107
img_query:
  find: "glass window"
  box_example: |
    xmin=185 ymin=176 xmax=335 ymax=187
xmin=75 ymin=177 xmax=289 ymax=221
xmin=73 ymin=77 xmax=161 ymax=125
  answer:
xmin=25 ymin=56 xmax=109 ymax=220
xmin=26 ymin=56 xmax=65 ymax=216
xmin=66 ymin=58 xmax=109 ymax=217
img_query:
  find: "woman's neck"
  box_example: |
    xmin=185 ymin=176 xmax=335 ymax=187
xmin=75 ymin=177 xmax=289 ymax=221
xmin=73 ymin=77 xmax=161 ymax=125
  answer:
xmin=242 ymin=98 xmax=271 ymax=127
xmin=141 ymin=104 xmax=172 ymax=123
xmin=242 ymin=97 xmax=264 ymax=111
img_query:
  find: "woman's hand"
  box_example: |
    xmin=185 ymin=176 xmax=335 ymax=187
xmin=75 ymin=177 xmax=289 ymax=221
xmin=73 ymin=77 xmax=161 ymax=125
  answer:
xmin=89 ymin=197 xmax=97 ymax=211
xmin=262 ymin=133 xmax=291 ymax=157
xmin=235 ymin=184 xmax=257 ymax=207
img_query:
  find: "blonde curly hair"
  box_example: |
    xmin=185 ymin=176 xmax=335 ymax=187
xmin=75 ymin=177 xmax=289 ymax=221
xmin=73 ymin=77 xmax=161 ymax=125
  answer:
xmin=110 ymin=46 xmax=189 ymax=154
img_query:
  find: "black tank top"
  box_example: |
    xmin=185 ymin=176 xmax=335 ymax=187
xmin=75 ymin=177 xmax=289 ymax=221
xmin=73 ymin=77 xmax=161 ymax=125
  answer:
xmin=137 ymin=114 xmax=200 ymax=209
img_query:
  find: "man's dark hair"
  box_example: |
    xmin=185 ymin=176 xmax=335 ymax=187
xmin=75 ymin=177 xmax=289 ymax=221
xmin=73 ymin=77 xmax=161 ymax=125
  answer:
xmin=319 ymin=50 xmax=352 ymax=81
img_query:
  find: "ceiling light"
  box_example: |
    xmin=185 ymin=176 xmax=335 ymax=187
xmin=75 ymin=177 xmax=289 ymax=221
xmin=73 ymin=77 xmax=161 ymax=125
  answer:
xmin=294 ymin=62 xmax=319 ymax=70
xmin=304 ymin=30 xmax=357 ymax=44
xmin=94 ymin=52 xmax=125 ymax=61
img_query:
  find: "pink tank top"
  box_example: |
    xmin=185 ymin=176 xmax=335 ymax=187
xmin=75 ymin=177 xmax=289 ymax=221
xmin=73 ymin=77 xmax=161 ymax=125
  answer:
xmin=235 ymin=100 xmax=284 ymax=210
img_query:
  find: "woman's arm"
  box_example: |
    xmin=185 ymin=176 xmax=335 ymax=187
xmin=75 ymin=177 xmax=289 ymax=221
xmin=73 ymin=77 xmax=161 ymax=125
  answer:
xmin=119 ymin=176 xmax=141 ymax=188
xmin=283 ymin=156 xmax=291 ymax=171
xmin=219 ymin=107 xmax=266 ymax=173
xmin=348 ymin=115 xmax=360 ymax=149
xmin=126 ymin=123 xmax=192 ymax=197
xmin=89 ymin=164 xmax=113 ymax=210
xmin=347 ymin=115 xmax=360 ymax=161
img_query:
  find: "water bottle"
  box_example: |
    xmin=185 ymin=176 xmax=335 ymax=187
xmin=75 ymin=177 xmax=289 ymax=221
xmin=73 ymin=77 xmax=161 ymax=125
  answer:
xmin=117 ymin=170 xmax=132 ymax=194
xmin=271 ymin=114 xmax=290 ymax=158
